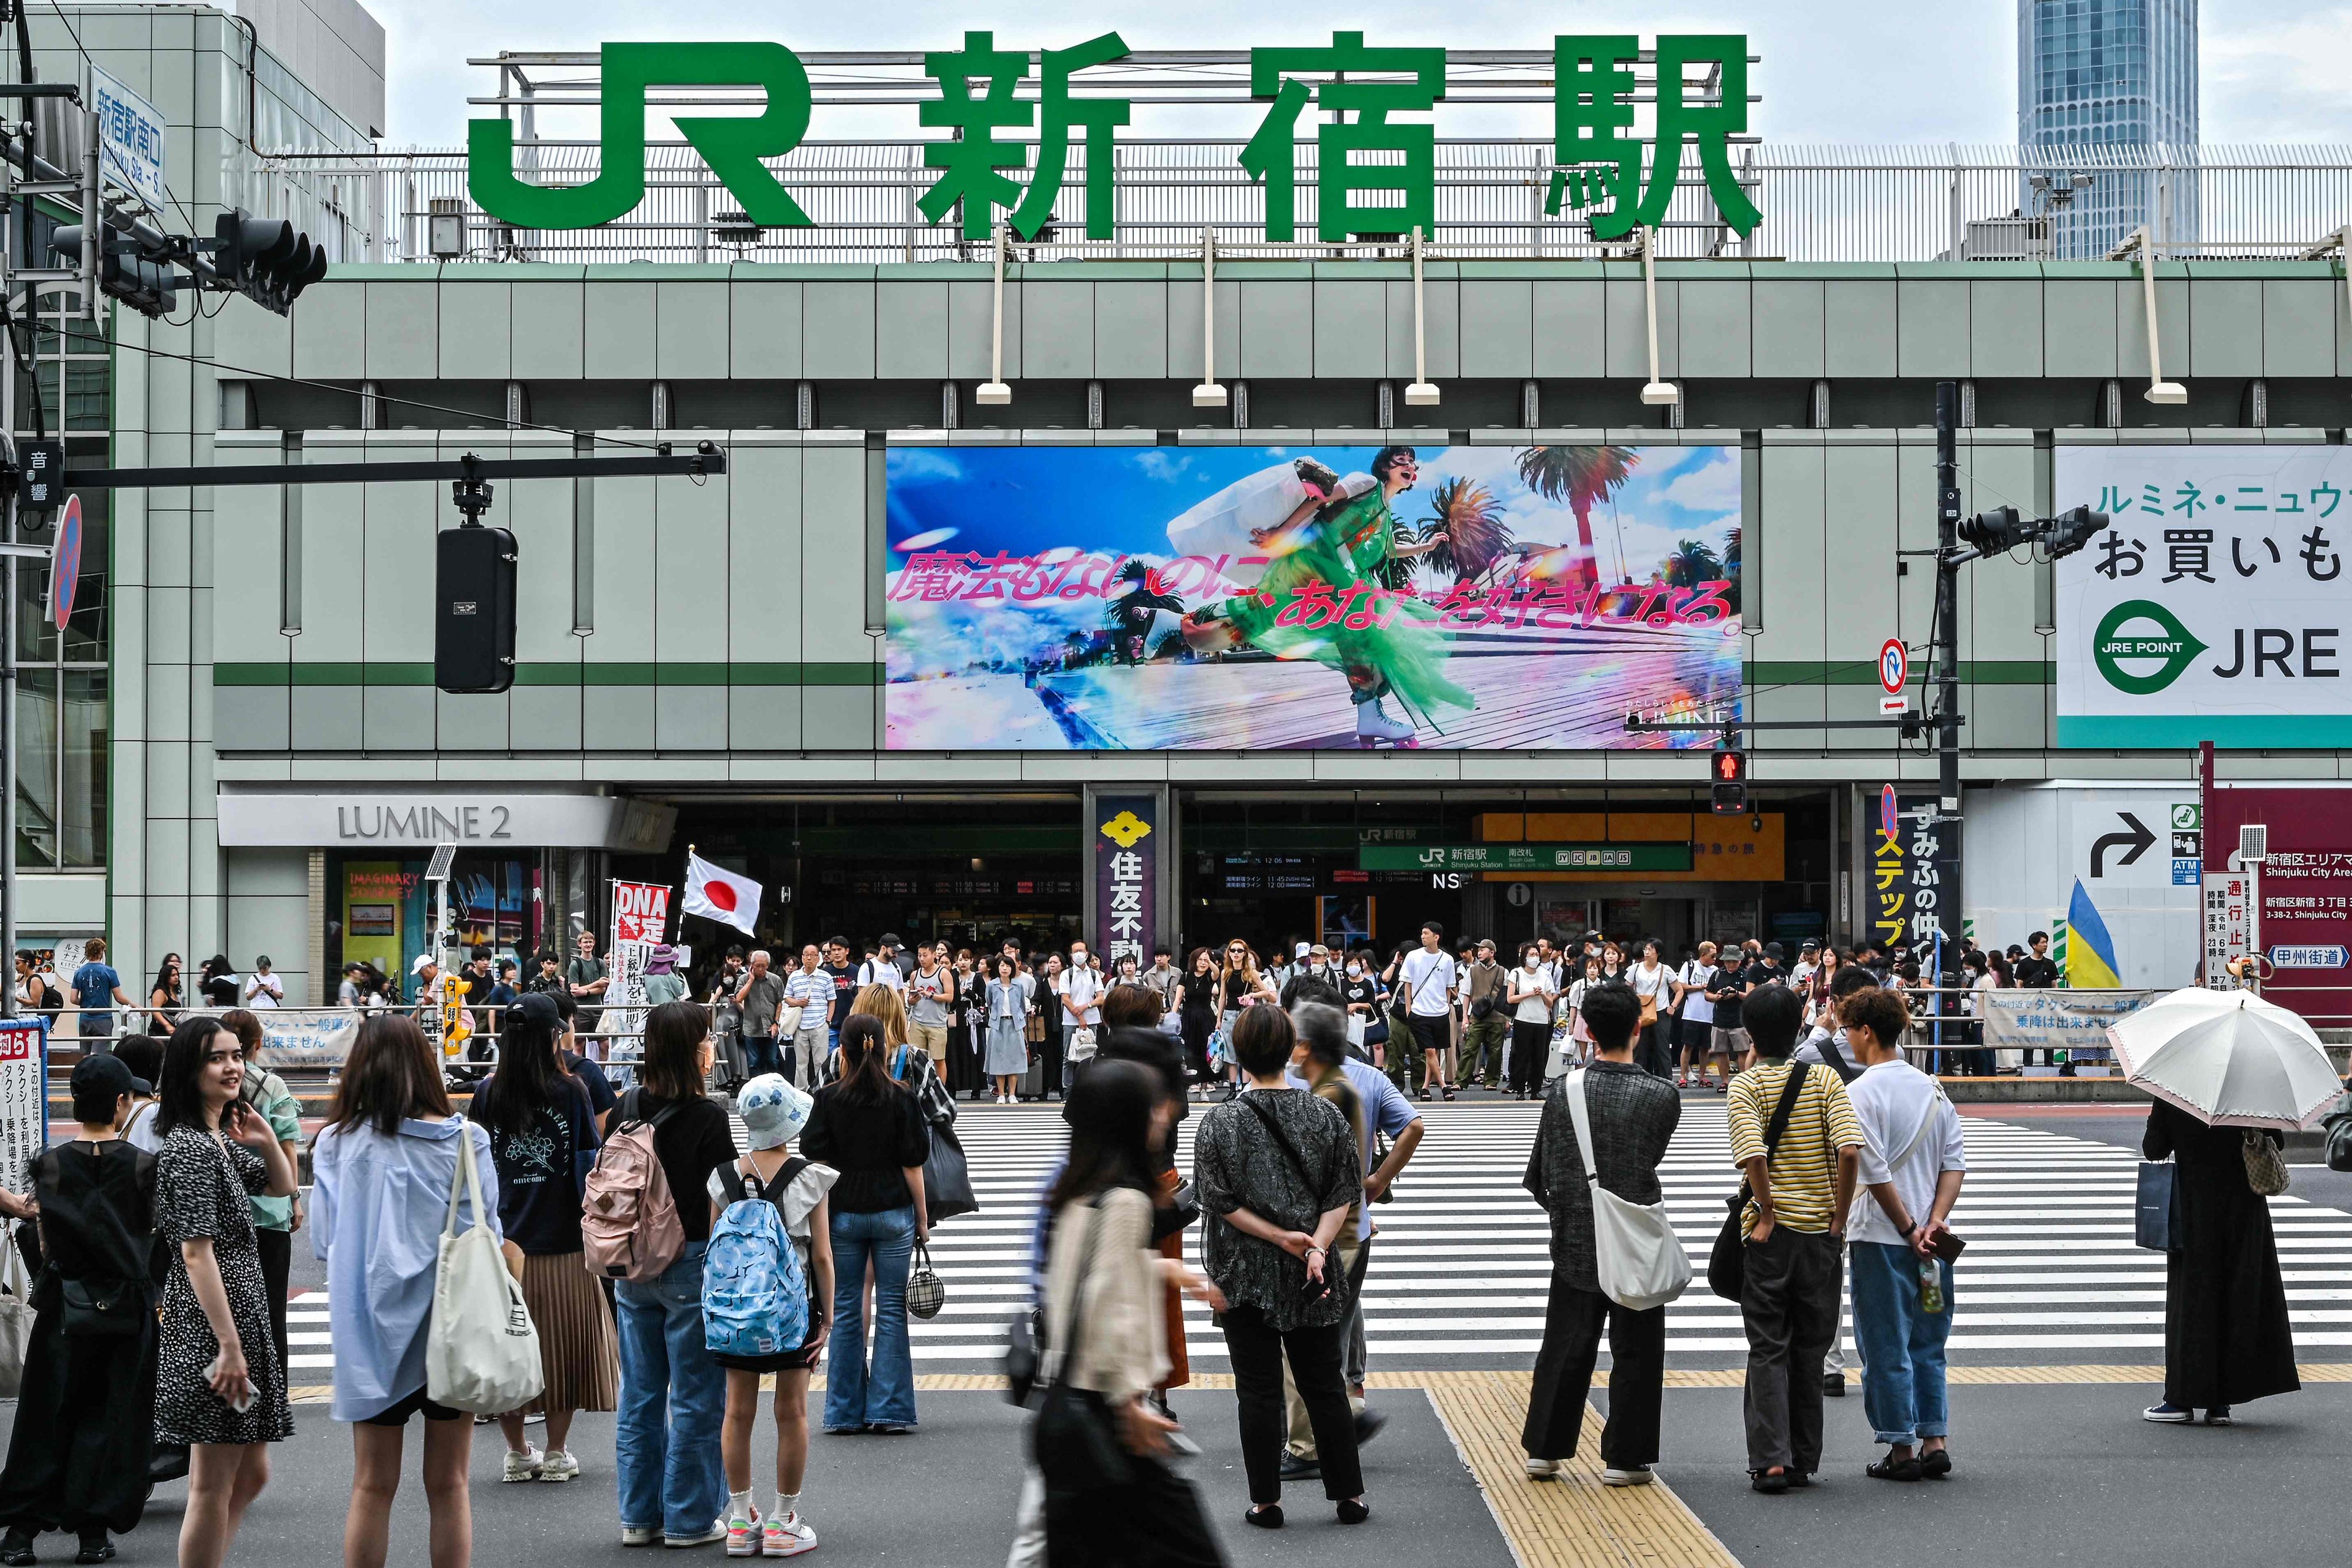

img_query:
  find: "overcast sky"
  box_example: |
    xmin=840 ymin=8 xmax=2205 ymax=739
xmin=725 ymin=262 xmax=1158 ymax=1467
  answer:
xmin=366 ymin=0 xmax=2352 ymax=146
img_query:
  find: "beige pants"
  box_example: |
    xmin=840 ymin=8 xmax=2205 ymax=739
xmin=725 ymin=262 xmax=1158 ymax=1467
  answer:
xmin=910 ymin=1020 xmax=949 ymax=1064
xmin=1281 ymin=1233 xmax=1365 ymax=1457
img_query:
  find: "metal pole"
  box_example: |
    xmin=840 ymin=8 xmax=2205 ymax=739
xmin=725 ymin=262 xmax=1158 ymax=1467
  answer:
xmin=79 ymin=107 xmax=97 ymax=322
xmin=1933 ymin=379 xmax=1963 ymax=1009
xmin=2 ymin=145 xmax=18 ymax=1020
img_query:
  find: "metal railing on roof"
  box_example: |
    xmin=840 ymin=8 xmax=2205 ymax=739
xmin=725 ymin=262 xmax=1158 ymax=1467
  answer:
xmin=267 ymin=141 xmax=2352 ymax=267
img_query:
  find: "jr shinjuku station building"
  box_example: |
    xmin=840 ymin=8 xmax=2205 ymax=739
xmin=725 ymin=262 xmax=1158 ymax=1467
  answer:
xmin=20 ymin=10 xmax=2352 ymax=999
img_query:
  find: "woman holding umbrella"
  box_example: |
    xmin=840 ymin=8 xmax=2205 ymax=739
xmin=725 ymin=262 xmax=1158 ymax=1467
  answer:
xmin=2115 ymin=990 xmax=2319 ymax=1427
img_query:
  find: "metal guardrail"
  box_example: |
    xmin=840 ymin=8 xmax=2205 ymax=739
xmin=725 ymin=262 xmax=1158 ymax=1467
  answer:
xmin=270 ymin=141 xmax=2352 ymax=267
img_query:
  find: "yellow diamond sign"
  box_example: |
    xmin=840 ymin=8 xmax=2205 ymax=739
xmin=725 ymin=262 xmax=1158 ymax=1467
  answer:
xmin=1100 ymin=810 xmax=1152 ymax=849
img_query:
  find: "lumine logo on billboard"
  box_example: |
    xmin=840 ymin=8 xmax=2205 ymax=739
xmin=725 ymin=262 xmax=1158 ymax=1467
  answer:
xmin=467 ymin=34 xmax=1761 ymax=240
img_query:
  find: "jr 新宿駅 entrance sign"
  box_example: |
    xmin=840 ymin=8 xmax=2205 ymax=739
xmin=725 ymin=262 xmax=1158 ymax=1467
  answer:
xmin=467 ymin=33 xmax=1760 ymax=242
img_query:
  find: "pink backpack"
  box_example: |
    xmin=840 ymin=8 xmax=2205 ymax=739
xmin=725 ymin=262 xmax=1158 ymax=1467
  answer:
xmin=581 ymin=1092 xmax=685 ymax=1282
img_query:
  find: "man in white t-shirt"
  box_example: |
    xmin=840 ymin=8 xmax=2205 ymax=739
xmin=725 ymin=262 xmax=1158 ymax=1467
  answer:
xmin=1055 ymin=940 xmax=1104 ymax=1092
xmin=1397 ymin=921 xmax=1460 ymax=1102
xmin=1840 ymin=986 xmax=1966 ymax=1463
xmin=859 ymin=935 xmax=907 ymax=994
xmin=1675 ymin=943 xmax=1720 ymax=1088
xmin=242 ymin=956 xmax=284 ymax=1010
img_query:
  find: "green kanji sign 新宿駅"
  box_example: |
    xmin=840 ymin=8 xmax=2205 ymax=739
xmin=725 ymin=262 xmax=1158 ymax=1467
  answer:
xmin=1358 ymin=843 xmax=1696 ymax=873
xmin=467 ymin=33 xmax=1759 ymax=242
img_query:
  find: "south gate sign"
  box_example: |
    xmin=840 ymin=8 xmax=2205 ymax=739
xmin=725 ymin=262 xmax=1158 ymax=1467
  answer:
xmin=469 ymin=34 xmax=1762 ymax=242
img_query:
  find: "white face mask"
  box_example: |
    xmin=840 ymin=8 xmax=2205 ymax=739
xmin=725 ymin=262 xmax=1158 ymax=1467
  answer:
xmin=1346 ymin=964 xmax=1362 ymax=978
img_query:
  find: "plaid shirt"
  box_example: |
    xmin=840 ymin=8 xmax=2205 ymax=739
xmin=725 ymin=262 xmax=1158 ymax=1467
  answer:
xmin=892 ymin=1044 xmax=958 ymax=1127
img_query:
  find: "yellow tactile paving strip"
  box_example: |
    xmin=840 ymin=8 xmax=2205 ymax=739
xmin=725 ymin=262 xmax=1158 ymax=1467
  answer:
xmin=1418 ymin=1369 xmax=1740 ymax=1568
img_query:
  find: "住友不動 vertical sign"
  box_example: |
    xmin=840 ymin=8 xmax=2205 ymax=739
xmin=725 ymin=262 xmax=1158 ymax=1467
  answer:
xmin=1094 ymin=797 xmax=1157 ymax=970
xmin=0 ymin=1019 xmax=47 ymax=1199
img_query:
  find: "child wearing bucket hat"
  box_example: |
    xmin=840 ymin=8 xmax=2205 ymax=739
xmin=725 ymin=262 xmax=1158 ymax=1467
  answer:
xmin=706 ymin=1076 xmax=836 ymax=1558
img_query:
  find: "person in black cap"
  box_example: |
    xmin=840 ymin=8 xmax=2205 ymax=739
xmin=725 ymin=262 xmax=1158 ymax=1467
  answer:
xmin=0 ymin=1051 xmax=160 ymax=1565
xmin=1743 ymin=942 xmax=1789 ymax=1012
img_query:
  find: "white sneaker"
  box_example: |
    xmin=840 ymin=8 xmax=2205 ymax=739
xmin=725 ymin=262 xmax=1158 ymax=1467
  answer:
xmin=502 ymin=1445 xmax=544 ymax=1482
xmin=538 ymin=1449 xmax=579 ymax=1483
xmin=622 ymin=1527 xmax=663 ymax=1547
xmin=666 ymin=1519 xmax=728 ymax=1548
xmin=725 ymin=1508 xmax=762 ymax=1557
xmin=1602 ymin=1466 xmax=1654 ymax=1487
xmin=763 ymin=1514 xmax=817 ymax=1558
xmin=1524 ymin=1457 xmax=1562 ymax=1479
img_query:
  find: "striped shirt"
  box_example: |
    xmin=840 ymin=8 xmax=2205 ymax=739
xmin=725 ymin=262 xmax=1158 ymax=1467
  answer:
xmin=1726 ymin=1058 xmax=1865 ymax=1239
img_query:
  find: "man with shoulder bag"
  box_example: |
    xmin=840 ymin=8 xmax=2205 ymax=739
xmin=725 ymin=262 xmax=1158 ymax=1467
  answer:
xmin=1519 ymin=983 xmax=1682 ymax=1487
xmin=1721 ymin=983 xmax=1864 ymax=1495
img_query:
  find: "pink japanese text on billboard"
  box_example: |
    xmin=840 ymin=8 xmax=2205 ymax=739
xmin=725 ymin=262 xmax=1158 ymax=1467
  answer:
xmin=883 ymin=443 xmax=1743 ymax=750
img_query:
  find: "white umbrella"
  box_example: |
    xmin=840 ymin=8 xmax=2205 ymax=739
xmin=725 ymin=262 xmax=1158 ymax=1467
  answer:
xmin=2107 ymin=987 xmax=2343 ymax=1130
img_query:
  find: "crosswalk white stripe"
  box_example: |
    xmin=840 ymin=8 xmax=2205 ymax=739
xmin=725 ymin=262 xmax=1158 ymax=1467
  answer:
xmin=283 ymin=1103 xmax=2352 ymax=1374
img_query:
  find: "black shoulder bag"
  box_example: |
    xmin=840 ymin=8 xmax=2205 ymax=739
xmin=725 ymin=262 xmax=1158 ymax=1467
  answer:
xmin=1030 ymin=1196 xmax=1133 ymax=1493
xmin=1706 ymin=1062 xmax=1810 ymax=1303
xmin=1239 ymin=1094 xmax=1339 ymax=1304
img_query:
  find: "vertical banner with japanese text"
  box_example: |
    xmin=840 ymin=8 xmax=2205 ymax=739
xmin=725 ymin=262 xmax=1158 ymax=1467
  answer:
xmin=2056 ymin=445 xmax=2352 ymax=748
xmin=1092 ymin=796 xmax=1158 ymax=971
xmin=604 ymin=880 xmax=671 ymax=1049
xmin=1873 ymin=794 xmax=1962 ymax=974
xmin=0 ymin=1019 xmax=46 ymax=1195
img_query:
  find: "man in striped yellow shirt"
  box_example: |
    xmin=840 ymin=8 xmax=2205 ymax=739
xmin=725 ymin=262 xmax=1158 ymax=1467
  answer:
xmin=1727 ymin=983 xmax=1864 ymax=1494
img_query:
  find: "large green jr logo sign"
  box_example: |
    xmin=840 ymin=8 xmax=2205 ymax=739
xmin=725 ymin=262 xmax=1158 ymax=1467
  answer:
xmin=467 ymin=34 xmax=1761 ymax=242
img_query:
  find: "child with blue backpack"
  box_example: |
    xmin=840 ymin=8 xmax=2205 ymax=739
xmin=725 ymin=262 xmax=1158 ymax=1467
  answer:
xmin=704 ymin=1076 xmax=837 ymax=1558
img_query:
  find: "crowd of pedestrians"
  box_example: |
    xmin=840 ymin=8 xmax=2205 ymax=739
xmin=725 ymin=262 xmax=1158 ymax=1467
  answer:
xmin=0 ymin=914 xmax=2307 ymax=1566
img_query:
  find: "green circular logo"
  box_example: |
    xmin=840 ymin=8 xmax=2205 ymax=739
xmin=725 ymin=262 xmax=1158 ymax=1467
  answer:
xmin=2093 ymin=600 xmax=2208 ymax=694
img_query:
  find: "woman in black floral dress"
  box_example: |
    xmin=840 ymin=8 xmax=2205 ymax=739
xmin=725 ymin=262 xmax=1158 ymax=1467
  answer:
xmin=152 ymin=1017 xmax=300 ymax=1568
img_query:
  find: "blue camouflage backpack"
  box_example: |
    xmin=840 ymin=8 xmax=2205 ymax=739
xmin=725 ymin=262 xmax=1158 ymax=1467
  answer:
xmin=701 ymin=1158 xmax=811 ymax=1358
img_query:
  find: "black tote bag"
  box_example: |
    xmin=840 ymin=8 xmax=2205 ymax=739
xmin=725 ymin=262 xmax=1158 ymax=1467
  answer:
xmin=1706 ymin=1063 xmax=1813 ymax=1303
xmin=2135 ymin=1159 xmax=2177 ymax=1251
xmin=923 ymin=1121 xmax=982 ymax=1226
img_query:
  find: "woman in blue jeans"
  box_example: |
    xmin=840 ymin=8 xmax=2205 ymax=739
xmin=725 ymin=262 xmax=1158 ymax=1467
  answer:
xmin=801 ymin=1013 xmax=930 ymax=1433
xmin=612 ymin=1002 xmax=741 ymax=1546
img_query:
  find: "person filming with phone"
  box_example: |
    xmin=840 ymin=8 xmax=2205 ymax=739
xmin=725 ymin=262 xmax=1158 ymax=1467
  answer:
xmin=1839 ymin=986 xmax=1966 ymax=1484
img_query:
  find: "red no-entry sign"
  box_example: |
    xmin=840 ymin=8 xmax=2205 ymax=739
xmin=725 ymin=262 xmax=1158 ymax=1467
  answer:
xmin=47 ymin=494 xmax=80 ymax=630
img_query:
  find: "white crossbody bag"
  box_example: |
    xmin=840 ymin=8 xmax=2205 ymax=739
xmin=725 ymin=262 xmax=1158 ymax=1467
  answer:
xmin=1566 ymin=1069 xmax=1693 ymax=1311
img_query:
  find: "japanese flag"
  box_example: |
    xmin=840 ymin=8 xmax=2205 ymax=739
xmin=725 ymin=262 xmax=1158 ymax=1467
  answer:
xmin=683 ymin=852 xmax=762 ymax=936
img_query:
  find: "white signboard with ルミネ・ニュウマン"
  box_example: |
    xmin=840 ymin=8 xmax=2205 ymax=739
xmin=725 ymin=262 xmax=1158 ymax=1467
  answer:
xmin=2055 ymin=445 xmax=2352 ymax=748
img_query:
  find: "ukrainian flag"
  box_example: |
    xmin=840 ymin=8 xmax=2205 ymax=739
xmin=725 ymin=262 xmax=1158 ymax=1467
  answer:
xmin=2065 ymin=878 xmax=2122 ymax=989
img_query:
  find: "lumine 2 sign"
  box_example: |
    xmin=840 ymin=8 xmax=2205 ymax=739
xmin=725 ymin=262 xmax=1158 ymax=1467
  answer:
xmin=468 ymin=33 xmax=1760 ymax=241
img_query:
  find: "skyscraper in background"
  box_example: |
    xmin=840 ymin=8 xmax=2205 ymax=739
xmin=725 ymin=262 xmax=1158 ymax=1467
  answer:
xmin=2017 ymin=0 xmax=2199 ymax=257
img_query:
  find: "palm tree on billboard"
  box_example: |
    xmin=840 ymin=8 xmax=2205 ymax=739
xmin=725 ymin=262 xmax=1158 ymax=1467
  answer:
xmin=1515 ymin=445 xmax=1638 ymax=592
xmin=1418 ymin=476 xmax=1512 ymax=584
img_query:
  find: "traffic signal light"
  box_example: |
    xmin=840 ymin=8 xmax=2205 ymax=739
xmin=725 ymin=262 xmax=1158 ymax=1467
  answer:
xmin=50 ymin=225 xmax=178 ymax=317
xmin=1958 ymin=505 xmax=2035 ymax=556
xmin=1710 ymin=747 xmax=1748 ymax=815
xmin=2043 ymin=504 xmax=2107 ymax=561
xmin=434 ymin=523 xmax=518 ymax=693
xmin=213 ymin=209 xmax=329 ymax=314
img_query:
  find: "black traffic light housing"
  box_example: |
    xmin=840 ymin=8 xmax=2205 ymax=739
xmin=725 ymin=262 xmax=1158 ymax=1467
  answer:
xmin=212 ymin=209 xmax=329 ymax=314
xmin=2043 ymin=504 xmax=2107 ymax=561
xmin=50 ymin=224 xmax=177 ymax=317
xmin=1710 ymin=746 xmax=1748 ymax=815
xmin=1958 ymin=505 xmax=2035 ymax=556
xmin=434 ymin=458 xmax=517 ymax=694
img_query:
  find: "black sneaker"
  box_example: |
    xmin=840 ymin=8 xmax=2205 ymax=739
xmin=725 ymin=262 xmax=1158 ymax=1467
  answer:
xmin=1354 ymin=1407 xmax=1389 ymax=1447
xmin=1279 ymin=1451 xmax=1321 ymax=1481
xmin=1823 ymin=1374 xmax=1847 ymax=1397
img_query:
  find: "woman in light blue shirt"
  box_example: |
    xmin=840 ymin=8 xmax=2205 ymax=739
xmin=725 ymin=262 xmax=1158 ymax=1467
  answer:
xmin=311 ymin=1014 xmax=500 ymax=1568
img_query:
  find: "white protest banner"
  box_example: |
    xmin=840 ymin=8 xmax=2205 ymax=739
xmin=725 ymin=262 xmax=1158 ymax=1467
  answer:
xmin=1982 ymin=988 xmax=2157 ymax=1063
xmin=0 ymin=1020 xmax=45 ymax=1195
xmin=258 ymin=1010 xmax=364 ymax=1071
